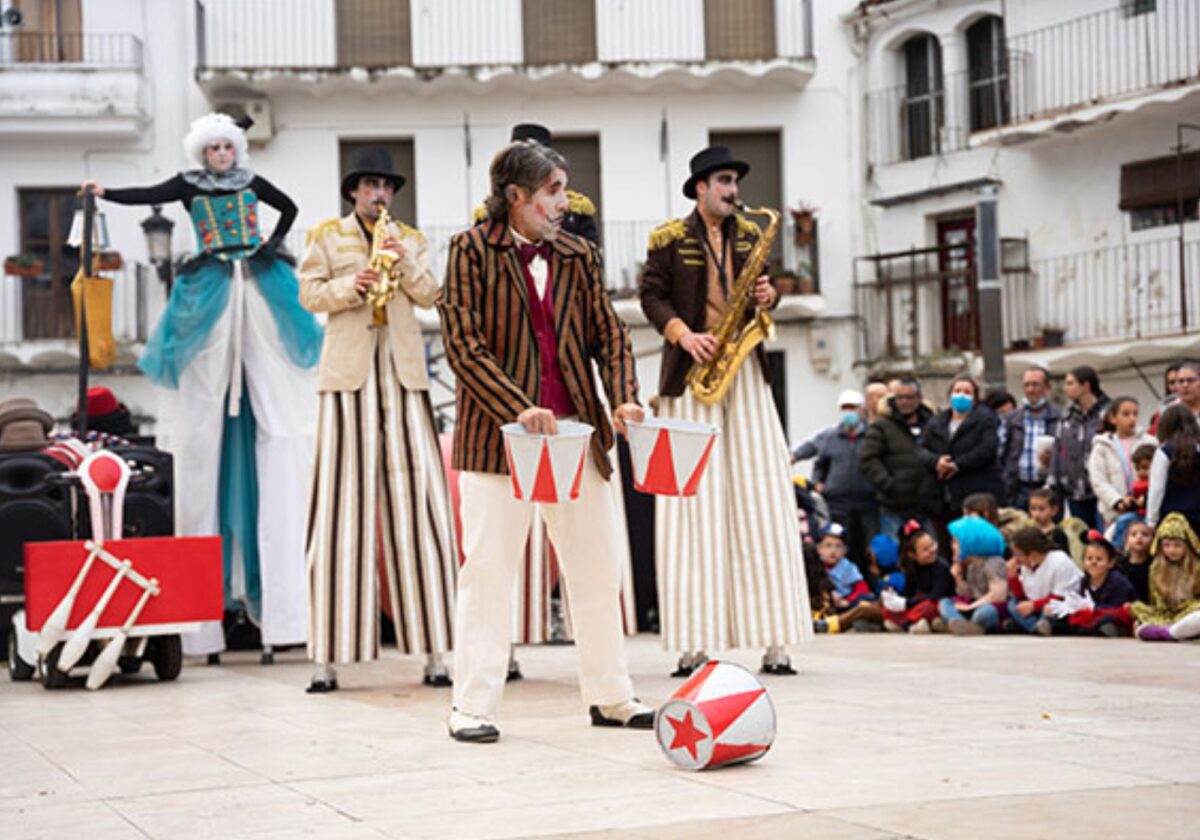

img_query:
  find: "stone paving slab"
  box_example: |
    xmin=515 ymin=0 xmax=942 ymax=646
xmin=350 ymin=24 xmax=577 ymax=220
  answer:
xmin=1 ymin=633 xmax=1195 ymax=839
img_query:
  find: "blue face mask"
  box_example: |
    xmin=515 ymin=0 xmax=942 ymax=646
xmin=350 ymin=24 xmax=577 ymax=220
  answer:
xmin=950 ymin=394 xmax=974 ymax=413
xmin=840 ymin=411 xmax=860 ymax=429
xmin=1023 ymin=397 xmax=1047 ymax=409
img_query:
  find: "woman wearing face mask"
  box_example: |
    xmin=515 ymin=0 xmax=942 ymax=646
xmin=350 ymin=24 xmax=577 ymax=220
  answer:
xmin=812 ymin=390 xmax=881 ymax=585
xmin=81 ymin=113 xmax=322 ymax=663
xmin=917 ymin=375 xmax=1003 ymax=537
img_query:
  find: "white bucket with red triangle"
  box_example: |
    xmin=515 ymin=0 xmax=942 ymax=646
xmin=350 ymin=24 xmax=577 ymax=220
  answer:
xmin=655 ymin=660 xmax=776 ymax=771
xmin=502 ymin=420 xmax=594 ymax=503
xmin=627 ymin=417 xmax=720 ymax=497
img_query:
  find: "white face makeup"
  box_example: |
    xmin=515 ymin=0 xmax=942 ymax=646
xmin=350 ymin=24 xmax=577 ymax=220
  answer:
xmin=351 ymin=176 xmax=396 ymax=222
xmin=204 ymin=138 xmax=237 ymax=174
xmin=696 ymin=169 xmax=739 ymax=221
xmin=510 ymin=167 xmax=569 ymax=242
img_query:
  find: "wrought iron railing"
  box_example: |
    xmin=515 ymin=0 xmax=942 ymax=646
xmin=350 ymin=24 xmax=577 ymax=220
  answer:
xmin=0 ymin=31 xmax=143 ymax=66
xmin=1005 ymin=0 xmax=1200 ymax=124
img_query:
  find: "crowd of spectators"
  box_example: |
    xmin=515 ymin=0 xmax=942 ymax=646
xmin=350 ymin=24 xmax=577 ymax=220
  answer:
xmin=792 ymin=363 xmax=1200 ymax=643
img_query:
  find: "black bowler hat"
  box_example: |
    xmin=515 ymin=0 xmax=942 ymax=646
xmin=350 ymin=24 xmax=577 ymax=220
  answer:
xmin=683 ymin=145 xmax=750 ymax=199
xmin=511 ymin=123 xmax=552 ymax=146
xmin=341 ymin=147 xmax=406 ymax=203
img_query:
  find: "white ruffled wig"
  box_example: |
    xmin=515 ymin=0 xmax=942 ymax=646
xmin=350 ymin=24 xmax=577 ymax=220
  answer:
xmin=182 ymin=112 xmax=249 ymax=169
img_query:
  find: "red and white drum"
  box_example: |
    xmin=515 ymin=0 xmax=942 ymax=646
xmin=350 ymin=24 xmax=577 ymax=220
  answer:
xmin=627 ymin=417 xmax=720 ymax=497
xmin=655 ymin=660 xmax=776 ymax=771
xmin=502 ymin=420 xmax=594 ymax=504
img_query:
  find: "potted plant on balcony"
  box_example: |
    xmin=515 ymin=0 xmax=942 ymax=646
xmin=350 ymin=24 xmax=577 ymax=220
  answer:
xmin=1038 ymin=323 xmax=1067 ymax=348
xmin=790 ymin=202 xmax=819 ymax=246
xmin=95 ymin=251 xmax=123 ymax=271
xmin=4 ymin=254 xmax=44 ymax=277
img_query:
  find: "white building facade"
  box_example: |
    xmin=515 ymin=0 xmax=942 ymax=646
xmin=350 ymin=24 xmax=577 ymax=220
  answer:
xmin=1 ymin=0 xmax=868 ymax=447
xmin=848 ymin=0 xmax=1200 ymax=406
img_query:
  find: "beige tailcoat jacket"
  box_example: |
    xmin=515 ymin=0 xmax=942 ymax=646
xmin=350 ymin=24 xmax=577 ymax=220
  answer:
xmin=299 ymin=212 xmax=438 ymax=392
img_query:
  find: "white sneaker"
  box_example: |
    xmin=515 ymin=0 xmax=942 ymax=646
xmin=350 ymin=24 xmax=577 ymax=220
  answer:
xmin=909 ymin=618 xmax=932 ymax=634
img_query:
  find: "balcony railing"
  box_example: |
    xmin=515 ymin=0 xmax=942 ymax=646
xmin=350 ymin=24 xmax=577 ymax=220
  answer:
xmin=868 ymin=63 xmax=1022 ymax=166
xmin=854 ymin=234 xmax=1200 ymax=363
xmin=1006 ymin=235 xmax=1200 ymax=347
xmin=0 ymin=264 xmax=151 ymax=349
xmin=1005 ymin=0 xmax=1200 ymax=125
xmin=852 ymin=238 xmax=1028 ymax=362
xmin=195 ymin=0 xmax=812 ymax=72
xmin=0 ymin=32 xmax=143 ymax=67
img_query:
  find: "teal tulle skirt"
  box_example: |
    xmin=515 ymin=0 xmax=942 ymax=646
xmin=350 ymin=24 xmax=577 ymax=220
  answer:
xmin=138 ymin=251 xmax=322 ymax=387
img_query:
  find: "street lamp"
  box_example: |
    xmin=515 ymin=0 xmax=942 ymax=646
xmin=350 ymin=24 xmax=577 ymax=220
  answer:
xmin=140 ymin=204 xmax=175 ymax=290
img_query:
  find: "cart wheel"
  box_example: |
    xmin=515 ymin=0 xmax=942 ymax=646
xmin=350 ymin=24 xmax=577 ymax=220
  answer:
xmin=149 ymin=635 xmax=183 ymax=681
xmin=42 ymin=644 xmax=68 ymax=689
xmin=118 ymin=656 xmax=143 ymax=676
xmin=7 ymin=630 xmax=34 ymax=682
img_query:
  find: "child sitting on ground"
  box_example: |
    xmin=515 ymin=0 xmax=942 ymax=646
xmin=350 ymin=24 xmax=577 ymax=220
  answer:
xmin=939 ymin=516 xmax=1010 ymax=636
xmin=815 ymin=523 xmax=882 ymax=631
xmin=1027 ymin=487 xmax=1070 ymax=553
xmin=962 ymin=492 xmax=1000 ymax=526
xmin=881 ymin=520 xmax=954 ymax=633
xmin=1047 ymin=531 xmax=1137 ymax=636
xmin=1113 ymin=516 xmax=1154 ymax=602
xmin=1133 ymin=512 xmax=1200 ymax=642
xmin=1007 ymin=527 xmax=1083 ymax=636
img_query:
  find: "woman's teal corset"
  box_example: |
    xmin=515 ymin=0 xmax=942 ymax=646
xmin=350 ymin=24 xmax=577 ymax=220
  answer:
xmin=190 ymin=189 xmax=262 ymax=260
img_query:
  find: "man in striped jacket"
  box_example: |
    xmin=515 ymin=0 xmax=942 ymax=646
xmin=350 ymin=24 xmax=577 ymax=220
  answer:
xmin=438 ymin=140 xmax=654 ymax=743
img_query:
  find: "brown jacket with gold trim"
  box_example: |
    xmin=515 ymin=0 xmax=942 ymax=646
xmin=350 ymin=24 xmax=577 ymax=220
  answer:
xmin=437 ymin=219 xmax=638 ymax=478
xmin=638 ymin=209 xmax=772 ymax=398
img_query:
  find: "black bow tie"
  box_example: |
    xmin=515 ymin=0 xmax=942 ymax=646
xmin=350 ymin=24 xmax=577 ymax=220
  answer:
xmin=518 ymin=242 xmax=550 ymax=265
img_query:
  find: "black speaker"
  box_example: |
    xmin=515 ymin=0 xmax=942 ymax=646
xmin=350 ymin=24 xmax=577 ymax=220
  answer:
xmin=0 ymin=452 xmax=74 ymax=598
xmin=76 ymin=446 xmax=175 ymax=539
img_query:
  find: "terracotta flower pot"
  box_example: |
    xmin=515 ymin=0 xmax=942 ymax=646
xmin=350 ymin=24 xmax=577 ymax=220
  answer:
xmin=4 ymin=260 xmax=43 ymax=278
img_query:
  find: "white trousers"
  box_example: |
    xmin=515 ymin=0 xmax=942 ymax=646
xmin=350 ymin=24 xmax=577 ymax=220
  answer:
xmin=163 ymin=266 xmax=317 ymax=654
xmin=655 ymin=365 xmax=811 ymax=652
xmin=453 ymin=454 xmax=634 ymax=720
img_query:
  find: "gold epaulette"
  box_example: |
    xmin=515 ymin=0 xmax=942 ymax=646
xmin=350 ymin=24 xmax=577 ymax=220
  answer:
xmin=471 ymin=203 xmax=487 ymax=224
xmin=567 ymin=190 xmax=595 ymax=216
xmin=305 ymin=217 xmax=341 ymax=246
xmin=735 ymin=214 xmax=762 ymax=239
xmin=394 ymin=220 xmax=426 ymax=243
xmin=647 ymin=218 xmax=686 ymax=252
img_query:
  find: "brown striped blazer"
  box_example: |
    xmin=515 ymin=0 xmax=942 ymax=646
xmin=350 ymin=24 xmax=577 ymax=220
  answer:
xmin=438 ymin=219 xmax=638 ymax=479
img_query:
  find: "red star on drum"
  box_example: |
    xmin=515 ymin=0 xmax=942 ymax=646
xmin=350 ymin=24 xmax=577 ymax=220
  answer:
xmin=655 ymin=660 xmax=776 ymax=771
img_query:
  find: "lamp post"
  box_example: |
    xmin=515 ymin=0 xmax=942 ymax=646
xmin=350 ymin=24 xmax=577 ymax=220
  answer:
xmin=140 ymin=204 xmax=175 ymax=292
xmin=1175 ymin=123 xmax=1200 ymax=334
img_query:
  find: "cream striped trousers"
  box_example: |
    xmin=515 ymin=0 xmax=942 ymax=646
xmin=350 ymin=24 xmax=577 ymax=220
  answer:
xmin=307 ymin=332 xmax=457 ymax=665
xmin=655 ymin=365 xmax=812 ymax=652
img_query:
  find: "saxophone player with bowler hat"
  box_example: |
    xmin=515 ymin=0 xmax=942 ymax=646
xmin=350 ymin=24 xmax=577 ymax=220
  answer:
xmin=639 ymin=145 xmax=812 ymax=678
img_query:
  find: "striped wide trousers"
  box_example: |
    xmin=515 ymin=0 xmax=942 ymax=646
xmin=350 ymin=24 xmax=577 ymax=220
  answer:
xmin=307 ymin=332 xmax=457 ymax=665
xmin=654 ymin=364 xmax=812 ymax=652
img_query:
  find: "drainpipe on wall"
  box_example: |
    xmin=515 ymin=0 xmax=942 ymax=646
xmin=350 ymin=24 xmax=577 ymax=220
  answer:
xmin=976 ymin=185 xmax=1006 ymax=392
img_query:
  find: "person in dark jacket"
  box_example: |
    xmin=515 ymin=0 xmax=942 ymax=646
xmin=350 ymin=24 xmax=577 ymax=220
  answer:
xmin=859 ymin=378 xmax=936 ymax=540
xmin=1049 ymin=365 xmax=1110 ymax=527
xmin=917 ymin=375 xmax=1002 ymax=528
xmin=813 ymin=390 xmax=879 ymax=583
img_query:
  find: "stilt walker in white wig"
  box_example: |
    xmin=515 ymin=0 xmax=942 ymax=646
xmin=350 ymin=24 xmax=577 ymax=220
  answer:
xmin=83 ymin=113 xmax=322 ymax=662
xmin=299 ymin=148 xmax=457 ymax=693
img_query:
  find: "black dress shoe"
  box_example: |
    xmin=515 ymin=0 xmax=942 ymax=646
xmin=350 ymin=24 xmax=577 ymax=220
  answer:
xmin=670 ymin=663 xmax=695 ymax=678
xmin=448 ymin=711 xmax=500 ymax=743
xmin=760 ymin=662 xmax=798 ymax=676
xmin=206 ymin=653 xmax=221 ymax=666
xmin=506 ymin=663 xmax=524 ymax=682
xmin=306 ymin=678 xmax=339 ymax=694
xmin=422 ymin=672 xmax=452 ymax=688
xmin=589 ymin=701 xmax=655 ymax=729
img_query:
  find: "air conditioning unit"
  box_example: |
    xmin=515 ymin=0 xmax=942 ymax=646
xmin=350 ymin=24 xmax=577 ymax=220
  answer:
xmin=212 ymin=97 xmax=274 ymax=144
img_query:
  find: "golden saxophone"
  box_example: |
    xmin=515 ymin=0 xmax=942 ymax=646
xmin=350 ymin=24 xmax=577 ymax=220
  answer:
xmin=365 ymin=201 xmax=401 ymax=326
xmin=685 ymin=202 xmax=779 ymax=406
